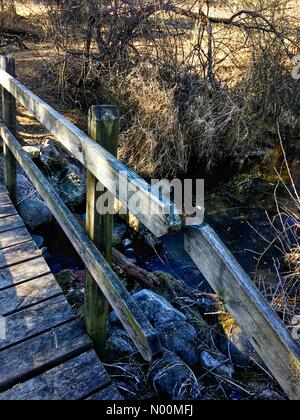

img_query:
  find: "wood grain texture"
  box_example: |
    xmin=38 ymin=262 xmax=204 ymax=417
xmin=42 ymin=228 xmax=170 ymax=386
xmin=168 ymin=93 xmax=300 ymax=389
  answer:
xmin=0 ymin=295 xmax=74 ymax=351
xmin=184 ymin=224 xmax=300 ymax=400
xmin=0 ymin=124 xmax=162 ymax=361
xmin=0 ymin=214 xmax=24 ymax=233
xmin=0 ymin=350 xmax=111 ymax=400
xmin=84 ymin=106 xmax=119 ymax=356
xmin=0 ymin=57 xmax=17 ymax=204
xmin=0 ymin=70 xmax=182 ymax=237
xmin=0 ymin=193 xmax=11 ymax=206
xmin=0 ymin=257 xmax=51 ymax=290
xmin=0 ymin=204 xmax=16 ymax=219
xmin=0 ymin=227 xmax=32 ymax=250
xmin=0 ymin=320 xmax=92 ymax=392
xmin=0 ymin=240 xmax=41 ymax=269
xmin=0 ymin=274 xmax=62 ymax=316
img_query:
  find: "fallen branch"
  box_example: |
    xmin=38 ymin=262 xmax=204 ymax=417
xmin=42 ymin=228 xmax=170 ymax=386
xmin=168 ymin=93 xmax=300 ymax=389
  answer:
xmin=112 ymin=248 xmax=160 ymax=288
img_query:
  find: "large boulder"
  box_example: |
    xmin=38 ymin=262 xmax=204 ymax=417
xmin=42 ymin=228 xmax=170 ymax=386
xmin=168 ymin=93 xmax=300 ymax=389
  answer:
xmin=18 ymin=198 xmax=53 ymax=231
xmin=109 ymin=290 xmax=200 ymax=366
xmin=57 ymin=163 xmax=86 ymax=208
xmin=132 ymin=290 xmax=186 ymax=326
xmin=149 ymin=352 xmax=202 ymax=400
xmin=40 ymin=139 xmax=68 ymax=175
xmin=157 ymin=321 xmax=198 ymax=366
xmin=133 ymin=290 xmax=199 ymax=366
xmin=40 ymin=140 xmax=86 ymax=208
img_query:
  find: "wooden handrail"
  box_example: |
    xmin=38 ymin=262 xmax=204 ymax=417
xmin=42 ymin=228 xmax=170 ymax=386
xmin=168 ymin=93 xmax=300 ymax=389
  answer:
xmin=1 ymin=55 xmax=300 ymax=399
xmin=0 ymin=121 xmax=162 ymax=362
xmin=0 ymin=67 xmax=182 ymax=238
xmin=184 ymin=225 xmax=300 ymax=400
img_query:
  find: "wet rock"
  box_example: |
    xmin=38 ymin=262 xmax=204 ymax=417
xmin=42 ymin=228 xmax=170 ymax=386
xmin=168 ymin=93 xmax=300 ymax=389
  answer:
xmin=149 ymin=352 xmax=202 ymax=400
xmin=106 ymin=329 xmax=137 ymax=363
xmin=200 ymin=351 xmax=234 ymax=378
xmin=23 ymin=145 xmax=42 ymax=160
xmin=253 ymin=390 xmax=286 ymax=401
xmin=18 ymin=198 xmax=53 ymax=231
xmin=132 ymin=290 xmax=186 ymax=326
xmin=157 ymin=320 xmax=198 ymax=366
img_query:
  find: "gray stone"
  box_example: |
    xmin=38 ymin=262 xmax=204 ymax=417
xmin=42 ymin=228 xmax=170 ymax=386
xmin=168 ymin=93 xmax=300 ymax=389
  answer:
xmin=157 ymin=320 xmax=199 ymax=366
xmin=18 ymin=198 xmax=53 ymax=231
xmin=149 ymin=352 xmax=201 ymax=400
xmin=132 ymin=290 xmax=186 ymax=326
xmin=40 ymin=139 xmax=68 ymax=175
xmin=57 ymin=163 xmax=86 ymax=208
xmin=200 ymin=351 xmax=234 ymax=378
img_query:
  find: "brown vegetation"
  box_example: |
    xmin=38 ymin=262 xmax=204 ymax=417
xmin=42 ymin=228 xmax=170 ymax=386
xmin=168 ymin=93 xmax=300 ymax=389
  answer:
xmin=1 ymin=0 xmax=299 ymax=176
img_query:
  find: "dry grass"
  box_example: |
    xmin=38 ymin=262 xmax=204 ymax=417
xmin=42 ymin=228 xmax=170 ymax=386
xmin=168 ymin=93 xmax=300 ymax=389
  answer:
xmin=253 ymin=129 xmax=300 ymax=335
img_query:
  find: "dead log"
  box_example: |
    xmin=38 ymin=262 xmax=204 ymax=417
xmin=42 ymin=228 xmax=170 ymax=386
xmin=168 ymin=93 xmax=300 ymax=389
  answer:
xmin=112 ymin=248 xmax=160 ymax=288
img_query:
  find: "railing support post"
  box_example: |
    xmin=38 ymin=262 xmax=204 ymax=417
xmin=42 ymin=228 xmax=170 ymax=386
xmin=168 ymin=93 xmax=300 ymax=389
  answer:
xmin=0 ymin=56 xmax=17 ymax=205
xmin=84 ymin=105 xmax=119 ymax=357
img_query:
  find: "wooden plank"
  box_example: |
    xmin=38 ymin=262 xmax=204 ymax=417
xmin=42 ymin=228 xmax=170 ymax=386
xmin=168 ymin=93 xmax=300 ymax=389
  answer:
xmin=0 ymin=295 xmax=74 ymax=351
xmin=0 ymin=185 xmax=8 ymax=195
xmin=0 ymin=320 xmax=92 ymax=392
xmin=0 ymin=194 xmax=12 ymax=206
xmin=0 ymin=350 xmax=111 ymax=400
xmin=0 ymin=124 xmax=162 ymax=361
xmin=0 ymin=69 xmax=182 ymax=237
xmin=0 ymin=257 xmax=51 ymax=290
xmin=0 ymin=240 xmax=41 ymax=269
xmin=0 ymin=57 xmax=17 ymax=204
xmin=0 ymin=227 xmax=31 ymax=250
xmin=184 ymin=224 xmax=300 ymax=401
xmin=0 ymin=214 xmax=24 ymax=233
xmin=0 ymin=204 xmax=17 ymax=219
xmin=0 ymin=274 xmax=62 ymax=316
xmin=84 ymin=106 xmax=119 ymax=356
xmin=87 ymin=384 xmax=123 ymax=401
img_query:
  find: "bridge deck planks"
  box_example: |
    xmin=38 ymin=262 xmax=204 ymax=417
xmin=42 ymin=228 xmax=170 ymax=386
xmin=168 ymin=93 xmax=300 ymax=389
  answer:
xmin=0 ymin=186 xmax=122 ymax=400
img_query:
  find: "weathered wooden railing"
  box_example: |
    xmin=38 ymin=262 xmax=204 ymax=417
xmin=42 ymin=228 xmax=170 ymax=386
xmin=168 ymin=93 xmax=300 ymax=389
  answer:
xmin=1 ymin=56 xmax=300 ymax=400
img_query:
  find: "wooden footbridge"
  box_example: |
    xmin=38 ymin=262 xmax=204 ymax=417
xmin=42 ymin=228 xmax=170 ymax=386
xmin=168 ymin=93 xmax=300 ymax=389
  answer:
xmin=0 ymin=55 xmax=299 ymax=401
xmin=0 ymin=183 xmax=122 ymax=400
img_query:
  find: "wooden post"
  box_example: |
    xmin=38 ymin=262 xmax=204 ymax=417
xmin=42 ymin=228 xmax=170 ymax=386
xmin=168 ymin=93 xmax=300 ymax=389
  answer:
xmin=0 ymin=56 xmax=17 ymax=205
xmin=84 ymin=105 xmax=119 ymax=357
